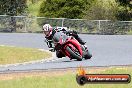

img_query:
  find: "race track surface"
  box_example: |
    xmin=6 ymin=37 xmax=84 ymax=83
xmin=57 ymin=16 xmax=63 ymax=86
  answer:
xmin=0 ymin=33 xmax=132 ymax=72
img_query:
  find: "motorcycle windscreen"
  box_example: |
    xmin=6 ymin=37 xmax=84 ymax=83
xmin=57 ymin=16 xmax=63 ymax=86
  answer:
xmin=53 ymin=31 xmax=68 ymax=44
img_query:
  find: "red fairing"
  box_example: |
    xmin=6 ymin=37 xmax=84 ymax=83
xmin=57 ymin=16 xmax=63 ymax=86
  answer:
xmin=64 ymin=38 xmax=83 ymax=57
xmin=59 ymin=37 xmax=63 ymax=44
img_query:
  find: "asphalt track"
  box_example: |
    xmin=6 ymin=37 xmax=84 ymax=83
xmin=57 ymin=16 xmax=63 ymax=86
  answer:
xmin=0 ymin=33 xmax=132 ymax=72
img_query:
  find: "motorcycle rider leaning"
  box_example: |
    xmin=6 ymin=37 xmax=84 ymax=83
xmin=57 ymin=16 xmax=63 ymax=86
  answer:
xmin=42 ymin=24 xmax=86 ymax=58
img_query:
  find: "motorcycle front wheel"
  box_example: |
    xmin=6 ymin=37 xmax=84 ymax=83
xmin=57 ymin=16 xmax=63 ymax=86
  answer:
xmin=66 ymin=46 xmax=82 ymax=61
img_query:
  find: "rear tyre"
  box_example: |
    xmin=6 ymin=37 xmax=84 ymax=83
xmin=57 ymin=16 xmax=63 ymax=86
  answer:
xmin=84 ymin=50 xmax=92 ymax=59
xmin=66 ymin=46 xmax=82 ymax=61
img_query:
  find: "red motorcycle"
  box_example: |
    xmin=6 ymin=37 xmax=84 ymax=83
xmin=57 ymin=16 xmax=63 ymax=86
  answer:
xmin=52 ymin=31 xmax=92 ymax=61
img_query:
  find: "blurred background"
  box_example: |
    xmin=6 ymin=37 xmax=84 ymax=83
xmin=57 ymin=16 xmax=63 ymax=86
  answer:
xmin=0 ymin=0 xmax=132 ymax=34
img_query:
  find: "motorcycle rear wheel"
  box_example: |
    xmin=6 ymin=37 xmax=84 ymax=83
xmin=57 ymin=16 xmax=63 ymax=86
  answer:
xmin=84 ymin=50 xmax=92 ymax=59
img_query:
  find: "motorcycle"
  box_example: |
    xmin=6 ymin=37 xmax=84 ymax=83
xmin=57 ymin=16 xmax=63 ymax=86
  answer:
xmin=51 ymin=31 xmax=92 ymax=61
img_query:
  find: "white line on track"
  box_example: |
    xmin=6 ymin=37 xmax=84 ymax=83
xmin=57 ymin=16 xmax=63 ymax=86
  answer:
xmin=43 ymin=58 xmax=64 ymax=63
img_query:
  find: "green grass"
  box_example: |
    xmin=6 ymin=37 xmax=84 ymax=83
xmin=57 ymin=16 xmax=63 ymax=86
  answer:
xmin=127 ymin=30 xmax=132 ymax=35
xmin=0 ymin=67 xmax=132 ymax=88
xmin=0 ymin=46 xmax=52 ymax=64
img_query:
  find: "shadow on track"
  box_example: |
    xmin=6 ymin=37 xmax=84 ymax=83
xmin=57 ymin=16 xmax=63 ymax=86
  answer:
xmin=44 ymin=59 xmax=84 ymax=64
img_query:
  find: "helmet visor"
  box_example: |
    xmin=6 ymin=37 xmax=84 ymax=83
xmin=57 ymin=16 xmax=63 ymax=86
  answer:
xmin=43 ymin=31 xmax=50 ymax=36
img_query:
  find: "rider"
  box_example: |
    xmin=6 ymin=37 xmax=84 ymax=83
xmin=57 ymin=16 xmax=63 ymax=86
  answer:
xmin=42 ymin=24 xmax=86 ymax=58
xmin=43 ymin=24 xmax=86 ymax=46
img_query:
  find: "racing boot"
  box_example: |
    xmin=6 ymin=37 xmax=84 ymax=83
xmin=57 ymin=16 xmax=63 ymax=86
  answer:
xmin=71 ymin=31 xmax=86 ymax=45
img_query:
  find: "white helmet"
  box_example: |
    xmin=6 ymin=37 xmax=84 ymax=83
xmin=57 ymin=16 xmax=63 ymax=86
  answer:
xmin=42 ymin=24 xmax=52 ymax=37
xmin=42 ymin=24 xmax=52 ymax=31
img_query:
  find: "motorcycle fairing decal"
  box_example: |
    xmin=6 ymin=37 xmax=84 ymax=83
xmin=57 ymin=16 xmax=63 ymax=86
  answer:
xmin=69 ymin=39 xmax=82 ymax=56
xmin=64 ymin=44 xmax=76 ymax=58
xmin=64 ymin=39 xmax=83 ymax=56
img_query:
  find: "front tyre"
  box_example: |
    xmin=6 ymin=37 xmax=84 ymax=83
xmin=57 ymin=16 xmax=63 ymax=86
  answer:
xmin=66 ymin=46 xmax=82 ymax=61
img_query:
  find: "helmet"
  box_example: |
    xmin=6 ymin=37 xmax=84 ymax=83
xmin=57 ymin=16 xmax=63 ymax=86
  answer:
xmin=42 ymin=24 xmax=52 ymax=31
xmin=42 ymin=24 xmax=52 ymax=37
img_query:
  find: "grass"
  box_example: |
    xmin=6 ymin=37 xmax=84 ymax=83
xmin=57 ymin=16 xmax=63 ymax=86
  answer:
xmin=0 ymin=45 xmax=52 ymax=65
xmin=0 ymin=67 xmax=132 ymax=88
xmin=127 ymin=30 xmax=132 ymax=35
